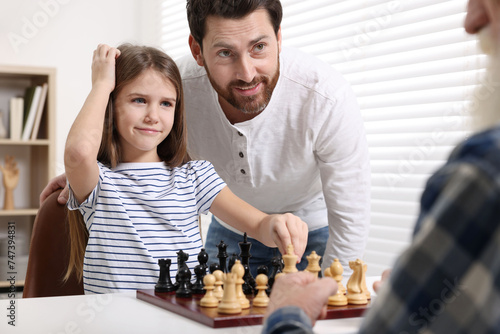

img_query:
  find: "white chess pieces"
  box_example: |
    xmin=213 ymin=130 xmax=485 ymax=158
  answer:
xmin=282 ymin=244 xmax=298 ymax=273
xmin=231 ymin=260 xmax=250 ymax=309
xmin=346 ymin=259 xmax=368 ymax=305
xmin=253 ymin=274 xmax=270 ymax=307
xmin=361 ymin=262 xmax=371 ymax=300
xmin=213 ymin=270 xmax=224 ymax=301
xmin=305 ymin=251 xmax=321 ymax=278
xmin=217 ymin=273 xmax=242 ymax=314
xmin=200 ymin=274 xmax=218 ymax=308
xmin=324 ymin=258 xmax=346 ymax=295
xmin=325 ymin=259 xmax=348 ymax=306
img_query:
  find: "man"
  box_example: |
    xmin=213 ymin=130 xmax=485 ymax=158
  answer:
xmin=41 ymin=0 xmax=371 ymax=276
xmin=262 ymin=0 xmax=500 ymax=333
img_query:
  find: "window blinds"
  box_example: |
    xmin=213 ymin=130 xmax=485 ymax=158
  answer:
xmin=158 ymin=0 xmax=484 ymax=275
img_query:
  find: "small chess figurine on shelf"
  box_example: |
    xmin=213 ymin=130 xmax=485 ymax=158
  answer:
xmin=0 ymin=155 xmax=19 ymax=210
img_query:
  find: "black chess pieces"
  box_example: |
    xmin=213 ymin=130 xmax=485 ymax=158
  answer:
xmin=175 ymin=250 xmax=190 ymax=289
xmin=155 ymin=258 xmax=175 ymax=293
xmin=191 ymin=264 xmax=206 ymax=294
xmin=198 ymin=248 xmax=209 ymax=272
xmin=257 ymin=265 xmax=269 ymax=276
xmin=209 ymin=262 xmax=221 ymax=274
xmin=228 ymin=253 xmax=238 ymax=272
xmin=269 ymin=255 xmax=283 ymax=290
xmin=239 ymin=232 xmax=255 ymax=295
xmin=175 ymin=265 xmax=193 ymax=298
xmin=216 ymin=240 xmax=228 ymax=273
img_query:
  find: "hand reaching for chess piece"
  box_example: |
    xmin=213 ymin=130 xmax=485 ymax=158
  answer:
xmin=0 ymin=155 xmax=19 ymax=210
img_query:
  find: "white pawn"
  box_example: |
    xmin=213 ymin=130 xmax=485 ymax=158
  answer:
xmin=200 ymin=274 xmax=218 ymax=308
xmin=253 ymin=274 xmax=270 ymax=307
xmin=213 ymin=270 xmax=224 ymax=301
xmin=326 ymin=260 xmax=347 ymax=306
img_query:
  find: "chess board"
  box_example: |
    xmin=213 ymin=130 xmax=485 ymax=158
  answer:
xmin=136 ymin=289 xmax=370 ymax=328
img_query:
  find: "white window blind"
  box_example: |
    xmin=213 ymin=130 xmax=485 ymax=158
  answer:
xmin=157 ymin=0 xmax=485 ymax=275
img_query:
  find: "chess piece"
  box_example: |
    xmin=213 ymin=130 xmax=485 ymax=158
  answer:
xmin=175 ymin=266 xmax=193 ymax=298
xmin=256 ymin=265 xmax=270 ymax=295
xmin=200 ymin=274 xmax=219 ymax=308
xmin=361 ymin=262 xmax=371 ymax=300
xmin=282 ymin=244 xmax=298 ymax=274
xmin=191 ymin=264 xmax=206 ymax=294
xmin=252 ymin=274 xmax=270 ymax=307
xmin=228 ymin=253 xmax=238 ymax=272
xmin=213 ymin=269 xmax=224 ymax=301
xmin=216 ymin=240 xmax=229 ymax=273
xmin=0 ymin=155 xmax=19 ymax=210
xmin=304 ymin=251 xmax=321 ymax=278
xmin=209 ymin=263 xmax=220 ymax=274
xmin=155 ymin=258 xmax=176 ymax=293
xmin=346 ymin=259 xmax=368 ymax=305
xmin=217 ymin=273 xmax=242 ymax=314
xmin=175 ymin=250 xmax=190 ymax=289
xmin=231 ymin=260 xmax=250 ymax=309
xmin=239 ymin=232 xmax=255 ymax=294
xmin=269 ymin=256 xmax=282 ymax=289
xmin=324 ymin=258 xmax=346 ymax=295
xmin=325 ymin=259 xmax=347 ymax=306
xmin=198 ymin=248 xmax=209 ymax=272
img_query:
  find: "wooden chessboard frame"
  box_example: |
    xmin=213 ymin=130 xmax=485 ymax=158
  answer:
xmin=136 ymin=289 xmax=370 ymax=328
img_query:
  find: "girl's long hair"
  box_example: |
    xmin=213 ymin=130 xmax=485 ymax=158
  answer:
xmin=65 ymin=44 xmax=190 ymax=282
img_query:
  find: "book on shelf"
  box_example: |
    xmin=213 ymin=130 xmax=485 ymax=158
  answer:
xmin=21 ymin=83 xmax=47 ymax=140
xmin=30 ymin=82 xmax=48 ymax=140
xmin=9 ymin=97 xmax=24 ymax=140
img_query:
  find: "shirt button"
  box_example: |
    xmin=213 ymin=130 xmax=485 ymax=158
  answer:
xmin=239 ymin=152 xmax=244 ymax=158
xmin=237 ymin=131 xmax=243 ymax=136
xmin=240 ymin=169 xmax=246 ymax=174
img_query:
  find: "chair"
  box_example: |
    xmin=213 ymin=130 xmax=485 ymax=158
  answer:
xmin=23 ymin=189 xmax=84 ymax=297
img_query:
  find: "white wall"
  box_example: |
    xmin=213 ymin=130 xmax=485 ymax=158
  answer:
xmin=0 ymin=0 xmax=159 ymax=175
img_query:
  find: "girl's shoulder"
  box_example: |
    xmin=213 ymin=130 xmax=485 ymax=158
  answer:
xmin=173 ymin=160 xmax=216 ymax=174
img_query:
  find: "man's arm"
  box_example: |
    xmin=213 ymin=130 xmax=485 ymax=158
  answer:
xmin=316 ymin=84 xmax=371 ymax=273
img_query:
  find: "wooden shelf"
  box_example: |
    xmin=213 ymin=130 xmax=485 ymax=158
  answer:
xmin=0 ymin=209 xmax=39 ymax=216
xmin=0 ymin=65 xmax=56 ymax=286
xmin=0 ymin=139 xmax=50 ymax=146
xmin=0 ymin=280 xmax=25 ymax=289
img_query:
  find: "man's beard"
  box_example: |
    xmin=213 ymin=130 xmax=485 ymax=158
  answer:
xmin=204 ymin=58 xmax=280 ymax=114
xmin=471 ymin=26 xmax=500 ymax=132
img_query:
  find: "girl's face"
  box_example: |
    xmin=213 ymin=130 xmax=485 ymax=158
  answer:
xmin=113 ymin=68 xmax=177 ymax=163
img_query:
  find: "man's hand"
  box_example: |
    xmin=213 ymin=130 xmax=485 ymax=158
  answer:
xmin=372 ymin=269 xmax=391 ymax=293
xmin=265 ymin=272 xmax=337 ymax=326
xmin=39 ymin=173 xmax=68 ymax=206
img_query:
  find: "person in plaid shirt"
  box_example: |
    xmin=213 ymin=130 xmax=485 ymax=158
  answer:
xmin=263 ymin=1 xmax=500 ymax=333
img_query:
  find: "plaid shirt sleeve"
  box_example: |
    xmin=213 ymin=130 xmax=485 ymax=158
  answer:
xmin=261 ymin=306 xmax=313 ymax=334
xmin=358 ymin=129 xmax=500 ymax=334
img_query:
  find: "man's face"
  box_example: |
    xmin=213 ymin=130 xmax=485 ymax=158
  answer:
xmin=464 ymin=0 xmax=500 ymax=131
xmin=196 ymin=9 xmax=281 ymax=114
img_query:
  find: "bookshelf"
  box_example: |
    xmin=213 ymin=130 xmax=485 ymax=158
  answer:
xmin=0 ymin=65 xmax=56 ymax=289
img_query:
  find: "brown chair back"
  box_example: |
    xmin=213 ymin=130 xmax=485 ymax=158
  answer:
xmin=23 ymin=189 xmax=84 ymax=297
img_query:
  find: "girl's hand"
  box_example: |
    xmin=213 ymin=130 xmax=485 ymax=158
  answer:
xmin=91 ymin=44 xmax=121 ymax=93
xmin=266 ymin=213 xmax=308 ymax=261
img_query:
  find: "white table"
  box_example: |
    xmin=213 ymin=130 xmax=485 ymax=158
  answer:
xmin=1 ymin=277 xmax=377 ymax=334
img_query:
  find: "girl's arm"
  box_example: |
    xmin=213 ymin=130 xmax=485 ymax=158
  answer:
xmin=209 ymin=186 xmax=309 ymax=260
xmin=64 ymin=44 xmax=120 ymax=204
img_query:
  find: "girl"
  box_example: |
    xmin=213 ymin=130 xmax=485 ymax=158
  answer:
xmin=64 ymin=44 xmax=308 ymax=294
